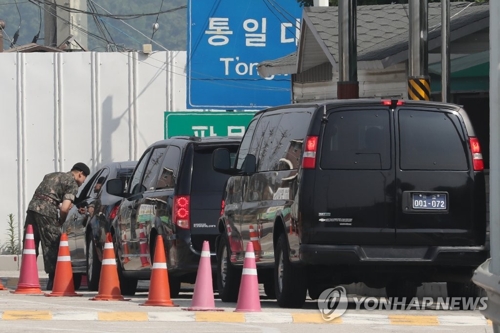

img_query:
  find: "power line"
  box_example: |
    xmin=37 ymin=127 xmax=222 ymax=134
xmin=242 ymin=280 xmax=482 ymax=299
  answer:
xmin=150 ymin=0 xmax=165 ymax=42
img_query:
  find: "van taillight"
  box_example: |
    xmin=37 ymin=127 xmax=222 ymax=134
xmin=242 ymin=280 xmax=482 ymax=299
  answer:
xmin=469 ymin=137 xmax=484 ymax=171
xmin=302 ymin=136 xmax=318 ymax=169
xmin=109 ymin=205 xmax=119 ymax=220
xmin=381 ymin=99 xmax=404 ymax=106
xmin=173 ymin=195 xmax=190 ymax=229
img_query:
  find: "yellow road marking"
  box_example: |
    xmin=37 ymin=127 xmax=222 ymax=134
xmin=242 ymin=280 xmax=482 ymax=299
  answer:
xmin=195 ymin=312 xmax=245 ymax=322
xmin=3 ymin=310 xmax=52 ymax=320
xmin=488 ymin=319 xmax=493 ymax=326
xmin=98 ymin=312 xmax=148 ymax=321
xmin=292 ymin=313 xmax=342 ymax=324
xmin=389 ymin=315 xmax=439 ymax=326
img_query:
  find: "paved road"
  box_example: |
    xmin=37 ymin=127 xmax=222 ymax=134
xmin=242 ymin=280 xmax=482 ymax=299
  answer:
xmin=0 ymin=271 xmax=494 ymax=332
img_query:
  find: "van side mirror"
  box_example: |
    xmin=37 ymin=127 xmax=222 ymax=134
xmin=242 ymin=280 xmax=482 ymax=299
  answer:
xmin=213 ymin=148 xmax=232 ymax=173
xmin=242 ymin=154 xmax=257 ymax=175
xmin=106 ymin=178 xmax=125 ymax=196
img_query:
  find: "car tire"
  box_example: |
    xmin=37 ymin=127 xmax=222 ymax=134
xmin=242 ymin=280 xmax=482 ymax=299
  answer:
xmin=86 ymin=237 xmax=101 ymax=291
xmin=275 ymin=233 xmax=307 ymax=308
xmin=447 ymin=281 xmax=480 ymax=298
xmin=263 ymin=279 xmax=276 ymax=299
xmin=73 ymin=273 xmax=82 ymax=291
xmin=169 ymin=274 xmax=181 ymax=298
xmin=217 ymin=233 xmax=241 ymax=302
xmin=385 ymin=281 xmax=417 ymax=303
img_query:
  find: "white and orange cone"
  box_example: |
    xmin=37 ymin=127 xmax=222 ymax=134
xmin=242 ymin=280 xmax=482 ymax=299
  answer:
xmin=12 ymin=224 xmax=43 ymax=295
xmin=235 ymin=242 xmax=261 ymax=312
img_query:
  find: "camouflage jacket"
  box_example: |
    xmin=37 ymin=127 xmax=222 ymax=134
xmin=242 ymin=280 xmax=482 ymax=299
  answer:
xmin=27 ymin=171 xmax=79 ymax=219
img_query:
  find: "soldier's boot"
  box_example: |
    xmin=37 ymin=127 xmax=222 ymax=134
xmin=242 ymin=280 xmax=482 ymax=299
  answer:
xmin=46 ymin=272 xmax=54 ymax=291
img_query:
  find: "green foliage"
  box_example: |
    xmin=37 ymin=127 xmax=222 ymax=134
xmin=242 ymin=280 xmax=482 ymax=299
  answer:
xmin=2 ymin=214 xmax=20 ymax=255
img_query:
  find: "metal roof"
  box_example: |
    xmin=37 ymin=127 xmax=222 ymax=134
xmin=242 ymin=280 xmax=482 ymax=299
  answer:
xmin=258 ymin=2 xmax=489 ymax=77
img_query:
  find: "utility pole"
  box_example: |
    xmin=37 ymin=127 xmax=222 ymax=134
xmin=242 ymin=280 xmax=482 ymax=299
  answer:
xmin=0 ymin=20 xmax=5 ymax=52
xmin=441 ymin=0 xmax=450 ymax=102
xmin=44 ymin=0 xmax=88 ymax=51
xmin=337 ymin=0 xmax=359 ymax=99
xmin=408 ymin=0 xmax=430 ymax=100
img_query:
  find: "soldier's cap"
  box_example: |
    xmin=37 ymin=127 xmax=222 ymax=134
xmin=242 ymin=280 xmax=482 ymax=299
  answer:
xmin=71 ymin=162 xmax=90 ymax=177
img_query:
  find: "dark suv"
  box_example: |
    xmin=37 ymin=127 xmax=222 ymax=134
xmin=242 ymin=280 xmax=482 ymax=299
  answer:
xmin=107 ymin=136 xmax=241 ymax=296
xmin=212 ymin=99 xmax=488 ymax=308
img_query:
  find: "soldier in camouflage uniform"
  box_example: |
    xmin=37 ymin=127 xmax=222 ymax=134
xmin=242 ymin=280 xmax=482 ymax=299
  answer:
xmin=23 ymin=162 xmax=91 ymax=290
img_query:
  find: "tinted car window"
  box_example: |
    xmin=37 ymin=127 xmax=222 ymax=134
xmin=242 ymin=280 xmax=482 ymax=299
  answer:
xmin=399 ymin=110 xmax=468 ymax=170
xmin=192 ymin=149 xmax=237 ymax=192
xmin=236 ymin=118 xmax=259 ymax=169
xmin=90 ymin=169 xmax=109 ymax=199
xmin=264 ymin=111 xmax=312 ymax=171
xmin=130 ymin=150 xmax=152 ymax=195
xmin=321 ymin=109 xmax=391 ymax=170
xmin=156 ymin=146 xmax=181 ymax=190
xmin=253 ymin=114 xmax=283 ymax=172
xmin=142 ymin=147 xmax=167 ymax=191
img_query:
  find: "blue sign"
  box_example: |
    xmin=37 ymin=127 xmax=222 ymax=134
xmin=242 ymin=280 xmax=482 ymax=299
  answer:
xmin=187 ymin=0 xmax=302 ymax=110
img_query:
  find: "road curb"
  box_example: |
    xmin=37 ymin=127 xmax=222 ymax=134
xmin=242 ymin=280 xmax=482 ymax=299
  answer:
xmin=0 ymin=311 xmax=493 ymax=325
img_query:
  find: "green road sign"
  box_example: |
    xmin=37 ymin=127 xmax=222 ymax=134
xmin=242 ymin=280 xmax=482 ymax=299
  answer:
xmin=164 ymin=112 xmax=255 ymax=139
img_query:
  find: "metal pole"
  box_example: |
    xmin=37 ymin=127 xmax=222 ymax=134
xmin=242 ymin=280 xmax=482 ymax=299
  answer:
xmin=441 ymin=0 xmax=450 ymax=102
xmin=0 ymin=20 xmax=5 ymax=52
xmin=408 ymin=0 xmax=430 ymax=100
xmin=337 ymin=0 xmax=359 ymax=99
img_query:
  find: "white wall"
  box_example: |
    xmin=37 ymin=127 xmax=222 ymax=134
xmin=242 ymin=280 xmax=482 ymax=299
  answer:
xmin=0 ymin=50 xmax=187 ymax=251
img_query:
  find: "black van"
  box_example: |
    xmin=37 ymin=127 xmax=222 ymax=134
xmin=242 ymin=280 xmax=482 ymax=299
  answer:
xmin=107 ymin=136 xmax=240 ymax=296
xmin=212 ymin=99 xmax=488 ymax=308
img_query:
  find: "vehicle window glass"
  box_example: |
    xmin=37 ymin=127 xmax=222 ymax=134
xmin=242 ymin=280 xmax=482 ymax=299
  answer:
xmin=116 ymin=168 xmax=135 ymax=194
xmin=192 ymin=148 xmax=238 ymax=192
xmin=321 ymin=109 xmax=391 ymax=170
xmin=130 ymin=150 xmax=152 ymax=195
xmin=236 ymin=118 xmax=259 ymax=169
xmin=89 ymin=169 xmax=110 ymax=199
xmin=142 ymin=147 xmax=168 ymax=191
xmin=261 ymin=111 xmax=312 ymax=172
xmin=399 ymin=110 xmax=467 ymax=170
xmin=77 ymin=171 xmax=102 ymax=201
xmin=253 ymin=114 xmax=284 ymax=172
xmin=156 ymin=146 xmax=181 ymax=190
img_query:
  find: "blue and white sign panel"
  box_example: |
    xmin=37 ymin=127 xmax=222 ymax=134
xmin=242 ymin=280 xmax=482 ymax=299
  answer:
xmin=187 ymin=0 xmax=302 ymax=110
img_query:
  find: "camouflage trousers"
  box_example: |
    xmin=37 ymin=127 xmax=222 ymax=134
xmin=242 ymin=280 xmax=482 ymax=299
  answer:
xmin=23 ymin=210 xmax=61 ymax=275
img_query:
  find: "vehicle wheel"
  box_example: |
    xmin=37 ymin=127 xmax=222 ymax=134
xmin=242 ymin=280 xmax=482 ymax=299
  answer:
xmin=308 ymin=284 xmax=328 ymax=300
xmin=86 ymin=237 xmax=101 ymax=291
xmin=73 ymin=273 xmax=82 ymax=291
xmin=169 ymin=275 xmax=181 ymax=298
xmin=447 ymin=281 xmax=480 ymax=298
xmin=264 ymin=279 xmax=276 ymax=299
xmin=385 ymin=281 xmax=417 ymax=304
xmin=217 ymin=233 xmax=241 ymax=302
xmin=275 ymin=233 xmax=307 ymax=308
xmin=116 ymin=252 xmax=138 ymax=296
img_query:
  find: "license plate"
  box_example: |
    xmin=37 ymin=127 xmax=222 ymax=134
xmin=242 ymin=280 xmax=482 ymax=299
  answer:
xmin=412 ymin=193 xmax=447 ymax=210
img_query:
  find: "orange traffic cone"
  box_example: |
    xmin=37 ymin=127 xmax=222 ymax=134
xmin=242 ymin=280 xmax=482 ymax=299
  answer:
xmin=0 ymin=279 xmax=7 ymax=290
xmin=90 ymin=233 xmax=127 ymax=301
xmin=249 ymin=224 xmax=261 ymax=262
xmin=139 ymin=224 xmax=150 ymax=268
xmin=227 ymin=223 xmax=242 ymax=262
xmin=45 ymin=233 xmax=82 ymax=297
xmin=140 ymin=235 xmax=176 ymax=307
xmin=12 ymin=224 xmax=43 ymax=295
xmin=235 ymin=242 xmax=261 ymax=312
xmin=184 ymin=240 xmax=223 ymax=311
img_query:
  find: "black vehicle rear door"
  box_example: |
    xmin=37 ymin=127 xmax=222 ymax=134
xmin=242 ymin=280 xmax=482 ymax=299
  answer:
xmin=395 ymin=107 xmax=479 ymax=246
xmin=314 ymin=106 xmax=397 ymax=245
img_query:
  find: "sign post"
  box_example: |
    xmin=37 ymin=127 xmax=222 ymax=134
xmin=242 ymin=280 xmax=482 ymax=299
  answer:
xmin=164 ymin=112 xmax=255 ymax=139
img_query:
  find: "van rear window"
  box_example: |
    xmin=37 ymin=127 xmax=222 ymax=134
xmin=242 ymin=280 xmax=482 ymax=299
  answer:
xmin=320 ymin=110 xmax=391 ymax=170
xmin=192 ymin=149 xmax=237 ymax=192
xmin=399 ymin=110 xmax=468 ymax=170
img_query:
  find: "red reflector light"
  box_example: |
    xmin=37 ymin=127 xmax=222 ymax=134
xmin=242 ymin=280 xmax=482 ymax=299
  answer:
xmin=174 ymin=195 xmax=190 ymax=229
xmin=469 ymin=137 xmax=484 ymax=171
xmin=109 ymin=205 xmax=119 ymax=220
xmin=220 ymin=199 xmax=225 ymax=216
xmin=302 ymin=136 xmax=318 ymax=169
